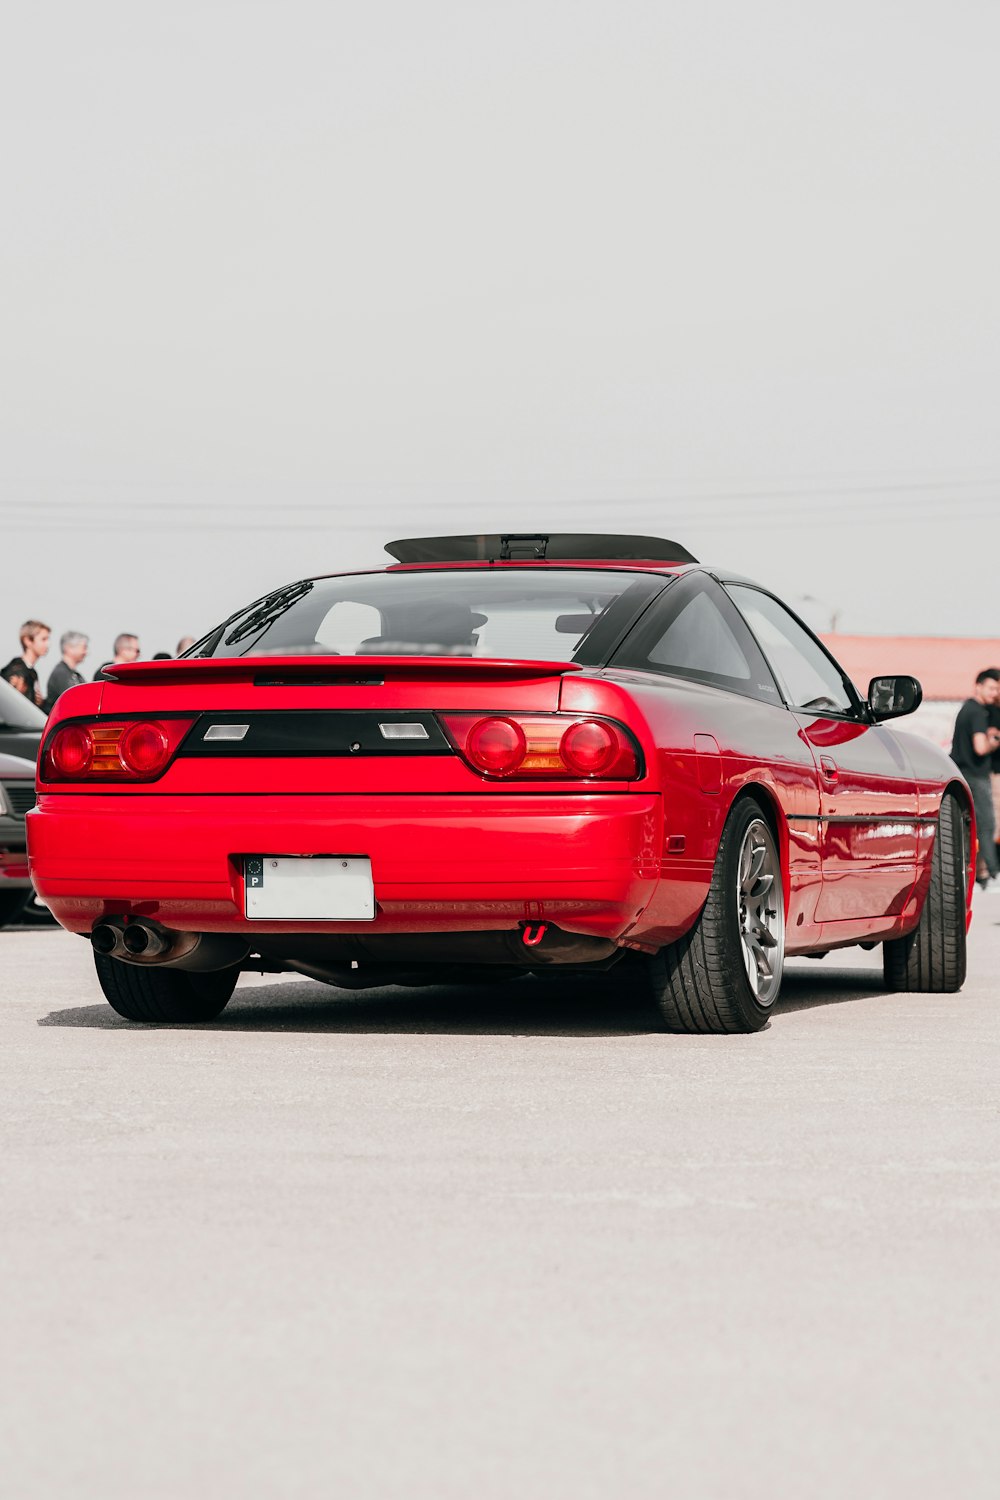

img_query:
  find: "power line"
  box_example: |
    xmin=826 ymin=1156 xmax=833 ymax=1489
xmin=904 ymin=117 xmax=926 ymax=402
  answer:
xmin=4 ymin=495 xmax=999 ymax=518
xmin=3 ymin=473 xmax=999 ymax=498
xmin=4 ymin=498 xmax=999 ymax=533
xmin=2 ymin=507 xmax=993 ymax=535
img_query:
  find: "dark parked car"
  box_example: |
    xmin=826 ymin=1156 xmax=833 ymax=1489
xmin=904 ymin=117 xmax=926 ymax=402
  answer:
xmin=0 ymin=677 xmax=46 ymax=760
xmin=0 ymin=752 xmax=37 ymax=926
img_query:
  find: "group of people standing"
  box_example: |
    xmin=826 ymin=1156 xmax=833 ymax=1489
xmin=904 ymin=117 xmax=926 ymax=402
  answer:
xmin=951 ymin=669 xmax=1000 ymax=890
xmin=1 ymin=620 xmax=194 ymax=713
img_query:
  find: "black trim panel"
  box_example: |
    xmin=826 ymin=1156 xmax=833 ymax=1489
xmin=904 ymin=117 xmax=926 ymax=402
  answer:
xmin=179 ymin=711 xmax=452 ymax=759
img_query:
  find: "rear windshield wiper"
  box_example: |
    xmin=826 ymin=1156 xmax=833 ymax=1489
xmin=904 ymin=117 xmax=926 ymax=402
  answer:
xmin=224 ymin=581 xmax=314 ymax=646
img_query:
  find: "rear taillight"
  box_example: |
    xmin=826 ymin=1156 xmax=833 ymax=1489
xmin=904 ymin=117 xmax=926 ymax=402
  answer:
xmin=48 ymin=723 xmax=95 ymax=776
xmin=119 ymin=722 xmax=171 ymax=775
xmin=466 ymin=717 xmax=528 ymax=775
xmin=560 ymin=719 xmax=618 ymax=776
xmin=42 ymin=719 xmax=195 ymax=782
xmin=439 ymin=714 xmax=640 ymax=780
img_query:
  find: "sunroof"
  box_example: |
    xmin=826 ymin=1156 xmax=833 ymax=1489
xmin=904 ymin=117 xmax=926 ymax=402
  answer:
xmin=385 ymin=533 xmax=698 ymax=564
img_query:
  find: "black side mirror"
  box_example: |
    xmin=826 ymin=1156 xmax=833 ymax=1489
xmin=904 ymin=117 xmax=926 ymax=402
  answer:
xmin=867 ymin=675 xmax=922 ymax=721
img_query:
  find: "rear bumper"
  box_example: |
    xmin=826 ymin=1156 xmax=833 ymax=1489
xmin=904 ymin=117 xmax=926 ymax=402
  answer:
xmin=27 ymin=792 xmax=662 ymax=940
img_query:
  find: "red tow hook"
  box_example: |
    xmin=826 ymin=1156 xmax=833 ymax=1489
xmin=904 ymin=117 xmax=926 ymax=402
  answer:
xmin=521 ymin=922 xmax=548 ymax=948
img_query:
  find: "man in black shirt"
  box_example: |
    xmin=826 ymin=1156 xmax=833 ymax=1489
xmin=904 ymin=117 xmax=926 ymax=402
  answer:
xmin=990 ymin=693 xmax=1000 ymax=875
xmin=951 ymin=668 xmax=1000 ymax=885
xmin=42 ymin=631 xmax=90 ymax=713
xmin=1 ymin=619 xmax=51 ymax=705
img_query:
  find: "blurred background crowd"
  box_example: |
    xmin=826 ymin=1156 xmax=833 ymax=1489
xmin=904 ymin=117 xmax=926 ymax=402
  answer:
xmin=1 ymin=621 xmax=195 ymax=713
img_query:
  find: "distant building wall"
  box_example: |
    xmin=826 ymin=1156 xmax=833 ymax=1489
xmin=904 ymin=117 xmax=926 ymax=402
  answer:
xmin=812 ymin=635 xmax=1000 ymax=753
xmin=820 ymin=635 xmax=1000 ymax=703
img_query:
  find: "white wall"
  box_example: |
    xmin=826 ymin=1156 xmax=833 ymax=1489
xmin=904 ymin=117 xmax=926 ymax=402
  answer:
xmin=899 ymin=701 xmax=960 ymax=753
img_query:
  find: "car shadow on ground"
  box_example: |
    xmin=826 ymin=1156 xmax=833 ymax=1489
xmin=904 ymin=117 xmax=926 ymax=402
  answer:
xmin=37 ymin=964 xmax=887 ymax=1035
xmin=773 ymin=965 xmax=887 ymax=1012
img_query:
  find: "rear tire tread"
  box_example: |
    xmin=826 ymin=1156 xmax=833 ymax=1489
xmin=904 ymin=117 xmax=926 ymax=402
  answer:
xmin=649 ymin=798 xmax=779 ymax=1034
xmin=93 ymin=951 xmax=237 ymax=1023
xmin=883 ymin=793 xmax=966 ymax=993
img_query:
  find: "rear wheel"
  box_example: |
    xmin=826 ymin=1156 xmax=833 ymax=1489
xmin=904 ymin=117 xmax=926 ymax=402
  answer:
xmin=93 ymin=952 xmax=239 ymax=1023
xmin=645 ymin=797 xmax=785 ymax=1033
xmin=883 ymin=792 xmax=967 ymax=993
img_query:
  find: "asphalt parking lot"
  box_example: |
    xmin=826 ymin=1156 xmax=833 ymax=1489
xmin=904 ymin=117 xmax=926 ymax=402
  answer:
xmin=2 ymin=908 xmax=999 ymax=1499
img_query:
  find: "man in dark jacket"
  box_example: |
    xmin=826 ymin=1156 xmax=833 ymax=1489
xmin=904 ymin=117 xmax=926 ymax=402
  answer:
xmin=42 ymin=631 xmax=89 ymax=713
xmin=1 ymin=619 xmax=50 ymax=705
xmin=951 ymin=668 xmax=1000 ymax=887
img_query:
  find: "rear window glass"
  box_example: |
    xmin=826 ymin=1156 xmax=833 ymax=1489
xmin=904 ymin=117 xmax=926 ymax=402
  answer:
xmin=196 ymin=570 xmax=668 ymax=663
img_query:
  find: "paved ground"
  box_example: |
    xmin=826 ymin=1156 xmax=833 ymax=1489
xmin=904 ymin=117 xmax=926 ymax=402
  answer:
xmin=2 ymin=906 xmax=999 ymax=1499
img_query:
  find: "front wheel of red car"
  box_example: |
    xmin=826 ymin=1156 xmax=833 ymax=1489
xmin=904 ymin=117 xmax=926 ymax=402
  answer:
xmin=93 ymin=951 xmax=239 ymax=1023
xmin=645 ymin=797 xmax=785 ymax=1033
xmin=883 ymin=791 xmax=967 ymax=993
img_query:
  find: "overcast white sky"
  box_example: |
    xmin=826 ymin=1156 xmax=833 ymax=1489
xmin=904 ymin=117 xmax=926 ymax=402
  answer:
xmin=3 ymin=0 xmax=999 ymax=670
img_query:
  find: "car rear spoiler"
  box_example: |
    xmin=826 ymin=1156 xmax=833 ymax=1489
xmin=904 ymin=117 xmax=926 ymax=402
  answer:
xmin=385 ymin=533 xmax=698 ymax=564
xmin=102 ymin=656 xmax=585 ymax=685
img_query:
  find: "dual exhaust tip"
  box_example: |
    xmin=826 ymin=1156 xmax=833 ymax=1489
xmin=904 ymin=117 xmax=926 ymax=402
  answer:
xmin=92 ymin=919 xmax=248 ymax=973
xmin=93 ymin=921 xmax=170 ymax=958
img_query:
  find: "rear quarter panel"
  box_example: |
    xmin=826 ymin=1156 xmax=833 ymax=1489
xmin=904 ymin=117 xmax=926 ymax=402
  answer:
xmin=560 ymin=670 xmax=824 ymax=951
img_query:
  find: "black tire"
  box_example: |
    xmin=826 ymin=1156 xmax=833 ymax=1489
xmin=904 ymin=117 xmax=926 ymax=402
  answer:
xmin=0 ymin=890 xmax=29 ymax=927
xmin=17 ymin=889 xmax=57 ymax=925
xmin=644 ymin=797 xmax=785 ymax=1033
xmin=93 ymin=951 xmax=239 ymax=1023
xmin=883 ymin=792 xmax=967 ymax=993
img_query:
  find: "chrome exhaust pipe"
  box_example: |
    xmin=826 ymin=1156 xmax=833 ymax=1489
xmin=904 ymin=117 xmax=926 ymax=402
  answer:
xmin=91 ymin=922 xmax=126 ymax=957
xmin=91 ymin=919 xmax=248 ymax=972
xmin=121 ymin=922 xmax=171 ymax=958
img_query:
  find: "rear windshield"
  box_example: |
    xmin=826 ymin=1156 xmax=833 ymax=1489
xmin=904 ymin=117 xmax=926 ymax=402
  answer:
xmin=195 ymin=569 xmax=669 ymax=664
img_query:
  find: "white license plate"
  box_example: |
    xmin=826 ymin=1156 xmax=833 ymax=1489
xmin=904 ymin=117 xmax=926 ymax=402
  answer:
xmin=244 ymin=856 xmax=375 ymax=920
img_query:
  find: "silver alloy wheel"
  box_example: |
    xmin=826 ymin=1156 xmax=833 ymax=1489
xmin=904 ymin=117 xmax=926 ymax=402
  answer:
xmin=736 ymin=818 xmax=784 ymax=1007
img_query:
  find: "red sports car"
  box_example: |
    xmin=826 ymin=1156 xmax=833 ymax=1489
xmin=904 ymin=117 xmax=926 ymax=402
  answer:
xmin=28 ymin=533 xmax=974 ymax=1032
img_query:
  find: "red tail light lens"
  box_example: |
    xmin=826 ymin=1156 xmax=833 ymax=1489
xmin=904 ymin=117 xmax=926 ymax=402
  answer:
xmin=42 ymin=719 xmax=195 ymax=782
xmin=119 ymin=722 xmax=171 ymax=775
xmin=48 ymin=723 xmax=95 ymax=777
xmin=466 ymin=717 xmax=527 ymax=775
xmin=440 ymin=714 xmax=639 ymax=780
xmin=560 ymin=719 xmax=617 ymax=776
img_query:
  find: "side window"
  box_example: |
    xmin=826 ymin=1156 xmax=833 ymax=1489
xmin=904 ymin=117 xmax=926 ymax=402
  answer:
xmin=726 ymin=585 xmax=856 ymax=715
xmin=611 ymin=574 xmax=782 ymax=703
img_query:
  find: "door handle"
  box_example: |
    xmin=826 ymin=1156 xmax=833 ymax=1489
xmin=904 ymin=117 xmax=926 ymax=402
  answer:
xmin=819 ymin=755 xmax=839 ymax=785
